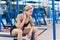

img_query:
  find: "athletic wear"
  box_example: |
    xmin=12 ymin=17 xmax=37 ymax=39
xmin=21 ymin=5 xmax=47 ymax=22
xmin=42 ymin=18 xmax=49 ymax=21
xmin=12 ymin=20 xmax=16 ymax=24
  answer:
xmin=10 ymin=21 xmax=30 ymax=36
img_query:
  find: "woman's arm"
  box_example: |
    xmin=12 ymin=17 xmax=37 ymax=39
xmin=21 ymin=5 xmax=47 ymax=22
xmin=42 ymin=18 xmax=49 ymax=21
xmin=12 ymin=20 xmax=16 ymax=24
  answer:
xmin=27 ymin=17 xmax=34 ymax=38
xmin=30 ymin=16 xmax=34 ymax=27
xmin=15 ymin=14 xmax=26 ymax=29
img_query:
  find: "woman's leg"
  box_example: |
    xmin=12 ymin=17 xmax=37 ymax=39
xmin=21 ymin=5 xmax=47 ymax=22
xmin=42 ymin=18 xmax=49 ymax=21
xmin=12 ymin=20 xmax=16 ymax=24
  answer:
xmin=32 ymin=27 xmax=38 ymax=40
xmin=12 ymin=29 xmax=22 ymax=40
xmin=23 ymin=27 xmax=38 ymax=40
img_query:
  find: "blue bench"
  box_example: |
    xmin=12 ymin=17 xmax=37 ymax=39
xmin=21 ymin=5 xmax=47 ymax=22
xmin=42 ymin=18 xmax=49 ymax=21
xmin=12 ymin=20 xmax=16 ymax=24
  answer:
xmin=0 ymin=27 xmax=47 ymax=40
xmin=0 ymin=32 xmax=26 ymax=40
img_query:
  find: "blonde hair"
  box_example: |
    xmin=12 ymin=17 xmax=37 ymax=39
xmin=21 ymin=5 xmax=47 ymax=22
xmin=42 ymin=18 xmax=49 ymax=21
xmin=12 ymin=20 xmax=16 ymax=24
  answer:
xmin=24 ymin=5 xmax=33 ymax=11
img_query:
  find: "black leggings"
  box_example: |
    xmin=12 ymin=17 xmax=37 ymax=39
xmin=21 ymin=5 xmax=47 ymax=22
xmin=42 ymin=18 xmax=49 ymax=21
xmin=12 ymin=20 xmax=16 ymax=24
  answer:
xmin=10 ymin=25 xmax=28 ymax=36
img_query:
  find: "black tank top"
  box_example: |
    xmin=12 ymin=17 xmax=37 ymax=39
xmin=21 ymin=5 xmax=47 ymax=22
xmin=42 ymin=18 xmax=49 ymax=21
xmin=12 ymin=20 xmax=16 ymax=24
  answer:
xmin=10 ymin=13 xmax=30 ymax=32
xmin=22 ymin=21 xmax=30 ymax=30
xmin=10 ymin=21 xmax=30 ymax=33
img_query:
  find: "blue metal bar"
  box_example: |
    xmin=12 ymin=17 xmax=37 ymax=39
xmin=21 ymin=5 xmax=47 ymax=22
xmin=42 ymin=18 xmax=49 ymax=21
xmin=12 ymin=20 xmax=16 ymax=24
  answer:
xmin=0 ymin=14 xmax=2 ymax=31
xmin=25 ymin=0 xmax=26 ymax=5
xmin=1 ymin=19 xmax=6 ymax=29
xmin=22 ymin=0 xmax=25 ymax=11
xmin=58 ymin=2 xmax=60 ymax=17
xmin=9 ymin=0 xmax=13 ymax=25
xmin=6 ymin=0 xmax=13 ymax=26
xmin=16 ymin=0 xmax=19 ymax=14
xmin=38 ymin=29 xmax=47 ymax=36
xmin=52 ymin=0 xmax=56 ymax=40
xmin=10 ymin=0 xmax=12 ymax=13
xmin=0 ymin=0 xmax=1 ymax=7
xmin=47 ymin=7 xmax=51 ymax=18
xmin=0 ymin=0 xmax=3 ymax=31
xmin=0 ymin=0 xmax=1 ymax=31
xmin=37 ymin=0 xmax=40 ymax=25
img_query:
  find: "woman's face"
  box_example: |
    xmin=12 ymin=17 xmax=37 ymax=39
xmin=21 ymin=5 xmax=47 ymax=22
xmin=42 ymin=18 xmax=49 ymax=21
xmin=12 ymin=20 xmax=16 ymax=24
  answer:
xmin=25 ymin=9 xmax=33 ymax=16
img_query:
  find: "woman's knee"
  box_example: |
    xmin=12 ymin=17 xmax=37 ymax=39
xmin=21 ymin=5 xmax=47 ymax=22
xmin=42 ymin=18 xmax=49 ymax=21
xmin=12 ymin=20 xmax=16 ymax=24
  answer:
xmin=17 ymin=29 xmax=22 ymax=34
xmin=32 ymin=27 xmax=38 ymax=32
xmin=12 ymin=29 xmax=22 ymax=35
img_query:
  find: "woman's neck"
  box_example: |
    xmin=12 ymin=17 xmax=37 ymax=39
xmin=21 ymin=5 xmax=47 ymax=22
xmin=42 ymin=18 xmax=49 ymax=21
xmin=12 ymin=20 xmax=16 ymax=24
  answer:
xmin=26 ymin=14 xmax=29 ymax=18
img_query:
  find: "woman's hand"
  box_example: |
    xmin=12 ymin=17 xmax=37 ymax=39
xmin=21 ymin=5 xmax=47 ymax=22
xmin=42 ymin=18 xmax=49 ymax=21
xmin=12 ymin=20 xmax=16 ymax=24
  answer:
xmin=23 ymin=14 xmax=26 ymax=23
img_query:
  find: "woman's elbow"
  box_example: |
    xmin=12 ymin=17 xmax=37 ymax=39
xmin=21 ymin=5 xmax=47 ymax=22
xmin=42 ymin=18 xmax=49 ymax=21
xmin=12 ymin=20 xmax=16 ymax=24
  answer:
xmin=15 ymin=23 xmax=20 ymax=28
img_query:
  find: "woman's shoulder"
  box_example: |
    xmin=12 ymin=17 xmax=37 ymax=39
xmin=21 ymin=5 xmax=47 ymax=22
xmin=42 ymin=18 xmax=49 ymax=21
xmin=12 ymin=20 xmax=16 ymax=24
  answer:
xmin=29 ymin=16 xmax=33 ymax=20
xmin=30 ymin=16 xmax=32 ymax=19
xmin=17 ymin=13 xmax=23 ymax=17
xmin=17 ymin=14 xmax=23 ymax=16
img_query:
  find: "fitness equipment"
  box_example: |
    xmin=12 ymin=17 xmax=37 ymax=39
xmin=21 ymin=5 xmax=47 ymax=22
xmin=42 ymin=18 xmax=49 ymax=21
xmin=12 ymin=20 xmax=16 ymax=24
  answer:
xmin=0 ymin=0 xmax=4 ymax=31
xmin=1 ymin=0 xmax=19 ymax=28
xmin=55 ymin=4 xmax=60 ymax=23
xmin=32 ymin=7 xmax=47 ymax=26
xmin=1 ymin=0 xmax=47 ymax=39
xmin=0 ymin=27 xmax=47 ymax=40
xmin=52 ymin=0 xmax=56 ymax=40
xmin=38 ymin=0 xmax=47 ymax=25
xmin=0 ymin=32 xmax=26 ymax=40
xmin=39 ymin=7 xmax=47 ymax=25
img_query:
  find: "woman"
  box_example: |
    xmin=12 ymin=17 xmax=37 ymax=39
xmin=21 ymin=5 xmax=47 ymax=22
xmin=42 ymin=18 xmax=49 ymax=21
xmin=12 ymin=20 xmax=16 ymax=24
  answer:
xmin=10 ymin=5 xmax=38 ymax=40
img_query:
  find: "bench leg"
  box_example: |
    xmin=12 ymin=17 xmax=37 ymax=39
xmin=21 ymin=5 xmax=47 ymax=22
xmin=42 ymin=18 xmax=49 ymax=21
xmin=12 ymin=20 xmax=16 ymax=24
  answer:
xmin=31 ymin=32 xmax=34 ymax=40
xmin=13 ymin=39 xmax=17 ymax=40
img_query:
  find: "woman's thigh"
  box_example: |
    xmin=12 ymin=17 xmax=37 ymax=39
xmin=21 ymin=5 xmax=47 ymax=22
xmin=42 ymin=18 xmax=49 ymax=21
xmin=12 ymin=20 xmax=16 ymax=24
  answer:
xmin=11 ymin=28 xmax=22 ymax=36
xmin=23 ymin=27 xmax=31 ymax=34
